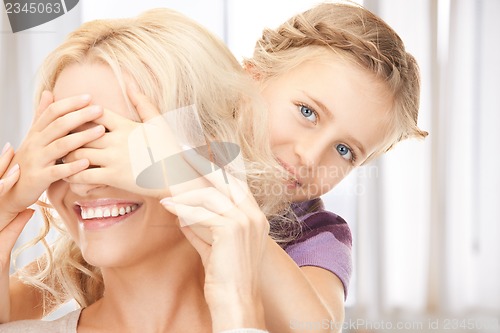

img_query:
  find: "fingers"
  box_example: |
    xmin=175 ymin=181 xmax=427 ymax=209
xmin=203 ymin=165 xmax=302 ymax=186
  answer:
xmin=163 ymin=187 xmax=235 ymax=217
xmin=63 ymin=167 xmax=109 ymax=186
xmin=182 ymin=149 xmax=251 ymax=205
xmin=91 ymin=108 xmax=129 ymax=132
xmin=47 ymin=159 xmax=90 ymax=184
xmin=161 ymin=198 xmax=224 ymax=227
xmin=162 ymin=199 xmax=222 ymax=244
xmin=127 ymin=84 xmax=162 ymax=122
xmin=80 ymin=133 xmax=114 ymax=149
xmin=34 ymin=94 xmax=92 ymax=131
xmin=160 ymin=185 xmax=268 ymax=236
xmin=178 ymin=226 xmax=211 ymax=265
xmin=47 ymin=126 xmax=105 ymax=163
xmin=42 ymin=105 xmax=104 ymax=146
xmin=63 ymin=147 xmax=109 ymax=168
xmin=0 ymin=165 xmax=20 ymax=197
xmin=33 ymin=90 xmax=54 ymax=122
xmin=0 ymin=209 xmax=34 ymax=257
xmin=0 ymin=143 xmax=14 ymax=176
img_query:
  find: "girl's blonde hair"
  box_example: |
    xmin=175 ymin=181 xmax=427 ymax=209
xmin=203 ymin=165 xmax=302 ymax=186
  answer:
xmin=244 ymin=2 xmax=428 ymax=161
xmin=20 ymin=8 xmax=292 ymax=312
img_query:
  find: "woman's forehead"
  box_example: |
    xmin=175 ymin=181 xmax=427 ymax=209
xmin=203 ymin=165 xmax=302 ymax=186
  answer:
xmin=53 ymin=62 xmax=133 ymax=119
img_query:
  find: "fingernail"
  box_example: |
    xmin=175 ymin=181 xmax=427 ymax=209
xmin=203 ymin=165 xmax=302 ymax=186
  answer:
xmin=76 ymin=159 xmax=90 ymax=168
xmin=6 ymin=164 xmax=20 ymax=177
xmin=81 ymin=94 xmax=91 ymax=101
xmin=91 ymin=124 xmax=105 ymax=133
xmin=1 ymin=142 xmax=11 ymax=155
xmin=160 ymin=198 xmax=175 ymax=207
xmin=89 ymin=105 xmax=102 ymax=114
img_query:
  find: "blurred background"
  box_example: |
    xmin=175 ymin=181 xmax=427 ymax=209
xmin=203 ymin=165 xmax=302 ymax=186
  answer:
xmin=1 ymin=0 xmax=499 ymax=332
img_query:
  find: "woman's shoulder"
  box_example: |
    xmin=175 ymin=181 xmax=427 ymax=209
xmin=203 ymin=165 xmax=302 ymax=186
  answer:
xmin=0 ymin=309 xmax=81 ymax=333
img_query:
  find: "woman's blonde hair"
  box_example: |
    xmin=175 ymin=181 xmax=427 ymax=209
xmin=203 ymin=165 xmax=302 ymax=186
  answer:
xmin=19 ymin=8 xmax=292 ymax=312
xmin=244 ymin=2 xmax=428 ymax=161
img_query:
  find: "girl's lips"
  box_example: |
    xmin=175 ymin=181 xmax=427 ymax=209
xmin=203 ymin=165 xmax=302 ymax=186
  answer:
xmin=276 ymin=158 xmax=303 ymax=187
xmin=74 ymin=199 xmax=142 ymax=231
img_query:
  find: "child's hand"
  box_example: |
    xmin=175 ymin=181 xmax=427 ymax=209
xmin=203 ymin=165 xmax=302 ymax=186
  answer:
xmin=62 ymin=87 xmax=185 ymax=199
xmin=0 ymin=144 xmax=35 ymax=323
xmin=160 ymin=152 xmax=268 ymax=331
xmin=0 ymin=91 xmax=105 ymax=221
xmin=0 ymin=144 xmax=34 ymax=264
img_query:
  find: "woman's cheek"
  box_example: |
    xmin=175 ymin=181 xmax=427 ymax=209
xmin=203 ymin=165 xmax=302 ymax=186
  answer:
xmin=46 ymin=180 xmax=80 ymax=242
xmin=46 ymin=180 xmax=67 ymax=209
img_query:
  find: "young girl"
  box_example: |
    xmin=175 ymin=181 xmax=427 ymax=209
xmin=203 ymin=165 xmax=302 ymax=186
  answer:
xmin=0 ymin=2 xmax=427 ymax=332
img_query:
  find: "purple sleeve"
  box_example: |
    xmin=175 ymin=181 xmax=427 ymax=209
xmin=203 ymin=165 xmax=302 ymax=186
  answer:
xmin=284 ymin=210 xmax=353 ymax=299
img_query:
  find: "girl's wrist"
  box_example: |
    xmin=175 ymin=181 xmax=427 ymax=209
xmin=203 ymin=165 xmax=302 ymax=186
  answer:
xmin=208 ymin=288 xmax=266 ymax=332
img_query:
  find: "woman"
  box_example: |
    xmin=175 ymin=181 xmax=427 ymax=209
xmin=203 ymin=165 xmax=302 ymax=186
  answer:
xmin=1 ymin=8 xmax=288 ymax=332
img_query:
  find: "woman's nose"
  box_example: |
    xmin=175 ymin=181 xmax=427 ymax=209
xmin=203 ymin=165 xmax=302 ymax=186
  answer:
xmin=68 ymin=182 xmax=106 ymax=197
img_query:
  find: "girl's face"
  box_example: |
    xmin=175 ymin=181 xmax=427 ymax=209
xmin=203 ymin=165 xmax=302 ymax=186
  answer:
xmin=47 ymin=63 xmax=182 ymax=268
xmin=261 ymin=58 xmax=394 ymax=202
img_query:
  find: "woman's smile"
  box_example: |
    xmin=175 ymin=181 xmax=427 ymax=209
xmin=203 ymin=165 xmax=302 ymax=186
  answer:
xmin=74 ymin=198 xmax=142 ymax=230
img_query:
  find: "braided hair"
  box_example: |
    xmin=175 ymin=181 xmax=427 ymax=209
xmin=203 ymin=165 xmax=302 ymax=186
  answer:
xmin=245 ymin=2 xmax=427 ymax=158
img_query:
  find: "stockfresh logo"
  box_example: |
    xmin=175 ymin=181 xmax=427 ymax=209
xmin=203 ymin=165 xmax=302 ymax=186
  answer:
xmin=3 ymin=0 xmax=79 ymax=32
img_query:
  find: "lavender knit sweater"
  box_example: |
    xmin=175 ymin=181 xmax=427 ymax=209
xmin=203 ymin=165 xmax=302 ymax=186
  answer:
xmin=284 ymin=198 xmax=353 ymax=298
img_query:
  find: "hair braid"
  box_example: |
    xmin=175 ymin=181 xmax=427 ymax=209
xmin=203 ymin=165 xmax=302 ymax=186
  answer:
xmin=246 ymin=2 xmax=427 ymax=153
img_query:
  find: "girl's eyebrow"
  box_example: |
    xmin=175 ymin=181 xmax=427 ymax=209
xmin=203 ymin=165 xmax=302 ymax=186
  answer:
xmin=345 ymin=135 xmax=366 ymax=159
xmin=302 ymin=91 xmax=367 ymax=158
xmin=302 ymin=91 xmax=334 ymax=120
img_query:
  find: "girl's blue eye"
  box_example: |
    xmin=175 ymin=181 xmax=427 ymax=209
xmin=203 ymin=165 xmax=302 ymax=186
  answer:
xmin=299 ymin=105 xmax=317 ymax=123
xmin=336 ymin=144 xmax=353 ymax=161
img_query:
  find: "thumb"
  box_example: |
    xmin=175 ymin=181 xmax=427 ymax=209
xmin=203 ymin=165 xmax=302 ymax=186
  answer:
xmin=127 ymin=83 xmax=161 ymax=123
xmin=0 ymin=209 xmax=34 ymax=260
xmin=33 ymin=90 xmax=54 ymax=124
xmin=179 ymin=226 xmax=211 ymax=267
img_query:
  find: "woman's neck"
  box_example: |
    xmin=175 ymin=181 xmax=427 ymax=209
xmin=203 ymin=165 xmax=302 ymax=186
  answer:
xmin=78 ymin=238 xmax=211 ymax=332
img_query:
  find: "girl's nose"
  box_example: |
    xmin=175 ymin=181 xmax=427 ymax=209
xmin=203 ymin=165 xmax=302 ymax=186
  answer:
xmin=294 ymin=138 xmax=326 ymax=169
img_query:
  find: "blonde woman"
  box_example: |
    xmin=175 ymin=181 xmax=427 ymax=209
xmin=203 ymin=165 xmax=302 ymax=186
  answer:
xmin=0 ymin=7 xmax=290 ymax=332
xmin=1 ymin=3 xmax=427 ymax=332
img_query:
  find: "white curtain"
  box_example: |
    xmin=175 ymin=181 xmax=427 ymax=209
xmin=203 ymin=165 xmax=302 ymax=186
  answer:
xmin=441 ymin=0 xmax=500 ymax=314
xmin=329 ymin=0 xmax=500 ymax=330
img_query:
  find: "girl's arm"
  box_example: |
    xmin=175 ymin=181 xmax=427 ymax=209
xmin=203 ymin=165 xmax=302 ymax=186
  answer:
xmin=2 ymin=92 xmax=107 ymax=322
xmin=0 ymin=146 xmax=35 ymax=323
xmin=261 ymin=239 xmax=345 ymax=333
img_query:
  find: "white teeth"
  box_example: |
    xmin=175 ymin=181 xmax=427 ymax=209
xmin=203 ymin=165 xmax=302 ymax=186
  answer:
xmin=80 ymin=204 xmax=138 ymax=220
